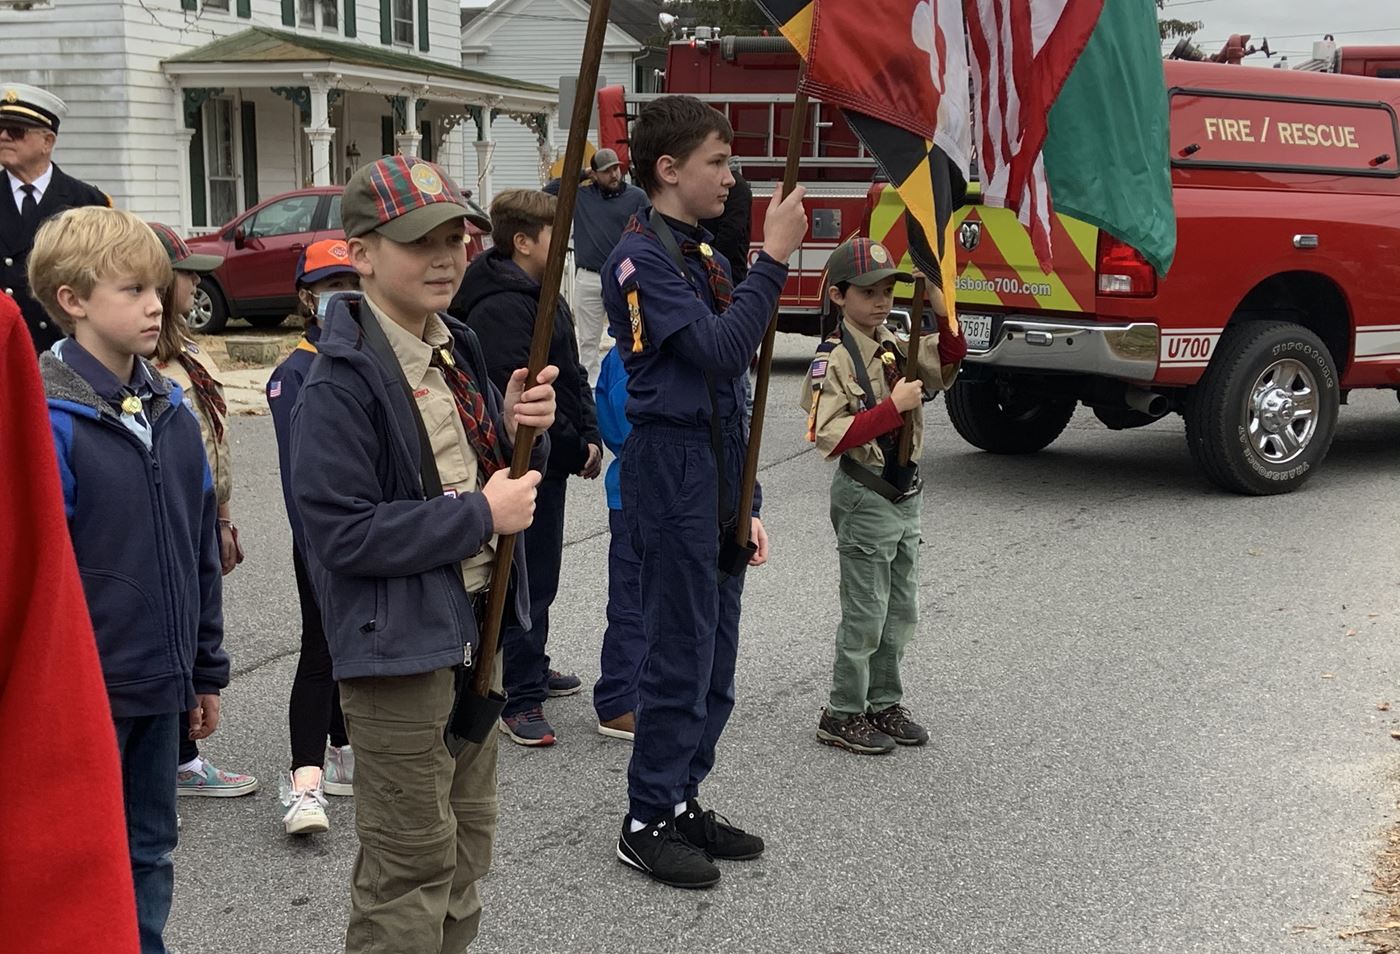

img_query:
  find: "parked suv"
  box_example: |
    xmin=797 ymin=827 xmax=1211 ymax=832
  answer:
xmin=184 ymin=186 xmax=487 ymax=333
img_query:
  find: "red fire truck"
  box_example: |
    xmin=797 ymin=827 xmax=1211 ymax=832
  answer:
xmin=862 ymin=48 xmax=1400 ymax=495
xmin=603 ymin=33 xmax=873 ymax=333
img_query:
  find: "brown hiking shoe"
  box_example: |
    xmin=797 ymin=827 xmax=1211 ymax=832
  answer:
xmin=597 ymin=711 xmax=636 ymax=741
xmin=816 ymin=710 xmax=895 ymax=755
xmin=868 ymin=704 xmax=930 ymax=746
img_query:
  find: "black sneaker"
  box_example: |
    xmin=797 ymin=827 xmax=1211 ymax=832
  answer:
xmin=868 ymin=704 xmax=930 ymax=746
xmin=617 ymin=814 xmax=721 ymax=889
xmin=816 ymin=710 xmax=896 ymax=754
xmin=674 ymin=798 xmax=765 ymax=860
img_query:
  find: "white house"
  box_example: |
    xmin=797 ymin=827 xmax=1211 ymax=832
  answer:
xmin=0 ymin=0 xmax=557 ymax=232
xmin=458 ymin=0 xmax=665 ymax=195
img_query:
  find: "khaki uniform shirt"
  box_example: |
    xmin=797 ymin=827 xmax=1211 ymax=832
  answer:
xmin=157 ymin=342 xmax=232 ymax=507
xmin=799 ymin=318 xmax=958 ymax=470
xmin=372 ymin=297 xmax=496 ymax=593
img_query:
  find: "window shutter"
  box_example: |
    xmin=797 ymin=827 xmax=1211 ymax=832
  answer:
xmin=182 ymin=0 xmax=196 ymax=9
xmin=236 ymin=0 xmax=250 ymax=17
xmin=419 ymin=121 xmax=433 ymax=162
xmin=417 ymin=0 xmax=428 ymax=51
xmin=190 ymin=119 xmax=207 ymax=228
xmin=281 ymin=0 xmax=294 ymax=26
xmin=379 ymin=0 xmax=391 ymax=44
xmin=381 ymin=116 xmax=394 ymax=157
xmin=343 ymin=0 xmax=356 ymax=37
xmin=241 ymin=102 xmax=260 ymax=210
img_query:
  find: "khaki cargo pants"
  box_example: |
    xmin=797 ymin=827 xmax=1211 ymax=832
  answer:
xmin=339 ymin=660 xmax=500 ymax=954
xmin=828 ymin=466 xmax=922 ymax=716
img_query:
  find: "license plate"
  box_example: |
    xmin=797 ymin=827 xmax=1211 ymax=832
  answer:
xmin=961 ymin=313 xmax=994 ymax=351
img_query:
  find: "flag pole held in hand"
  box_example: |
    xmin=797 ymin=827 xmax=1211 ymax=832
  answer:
xmin=897 ymin=276 xmax=926 ymax=466
xmin=453 ymin=0 xmax=614 ymax=744
xmin=727 ymin=89 xmax=809 ymax=570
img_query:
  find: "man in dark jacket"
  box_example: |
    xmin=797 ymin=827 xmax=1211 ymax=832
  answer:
xmin=1 ymin=83 xmax=110 ymax=352
xmin=451 ymin=187 xmax=602 ymax=747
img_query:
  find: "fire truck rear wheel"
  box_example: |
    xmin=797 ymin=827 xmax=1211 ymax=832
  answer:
xmin=1184 ymin=320 xmax=1339 ymax=496
xmin=945 ymin=377 xmax=1076 ymax=454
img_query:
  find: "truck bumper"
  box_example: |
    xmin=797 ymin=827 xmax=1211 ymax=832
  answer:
xmin=966 ymin=315 xmax=1160 ymax=381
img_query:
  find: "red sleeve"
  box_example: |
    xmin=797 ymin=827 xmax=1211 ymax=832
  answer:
xmin=831 ymin=397 xmax=904 ymax=457
xmin=937 ymin=322 xmax=968 ymax=366
xmin=0 ymin=293 xmax=140 ymax=953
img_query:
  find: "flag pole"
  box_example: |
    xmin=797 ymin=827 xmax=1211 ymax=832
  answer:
xmin=896 ymin=276 xmax=926 ymax=465
xmin=733 ymin=89 xmax=809 ymax=548
xmin=473 ymin=0 xmax=613 ymax=698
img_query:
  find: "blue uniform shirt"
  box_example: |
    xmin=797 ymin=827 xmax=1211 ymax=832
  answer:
xmin=266 ymin=323 xmax=321 ymax=545
xmin=600 ymin=208 xmax=787 ymax=428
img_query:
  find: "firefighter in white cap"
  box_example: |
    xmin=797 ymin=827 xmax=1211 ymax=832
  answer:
xmin=1 ymin=82 xmax=110 ymax=351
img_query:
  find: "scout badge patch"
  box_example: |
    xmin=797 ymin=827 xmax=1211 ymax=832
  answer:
xmin=616 ymin=257 xmax=644 ymax=353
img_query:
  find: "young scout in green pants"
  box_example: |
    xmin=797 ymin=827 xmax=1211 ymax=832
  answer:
xmin=800 ymin=238 xmax=967 ymax=755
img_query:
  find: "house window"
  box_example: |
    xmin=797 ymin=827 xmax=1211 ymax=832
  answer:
xmin=204 ymin=97 xmax=239 ymax=227
xmin=299 ymin=0 xmax=338 ymax=31
xmin=203 ymin=0 xmax=229 ymax=10
xmin=391 ymin=0 xmax=413 ymax=45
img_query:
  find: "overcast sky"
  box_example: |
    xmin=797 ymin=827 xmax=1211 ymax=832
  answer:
xmin=1162 ymin=0 xmax=1399 ymax=64
xmin=458 ymin=0 xmax=1400 ymax=64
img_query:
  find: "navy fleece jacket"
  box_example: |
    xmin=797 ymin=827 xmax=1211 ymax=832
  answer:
xmin=289 ymin=293 xmax=549 ymax=680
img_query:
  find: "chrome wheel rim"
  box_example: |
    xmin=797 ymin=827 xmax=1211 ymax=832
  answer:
xmin=188 ymin=288 xmax=213 ymax=331
xmin=1247 ymin=358 xmax=1318 ymax=464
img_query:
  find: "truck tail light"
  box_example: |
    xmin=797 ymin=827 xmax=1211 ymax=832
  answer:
xmin=1096 ymin=233 xmax=1157 ymax=298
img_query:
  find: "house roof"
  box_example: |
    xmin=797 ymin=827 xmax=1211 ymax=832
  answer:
xmin=460 ymin=0 xmax=662 ymax=47
xmin=164 ymin=26 xmax=555 ymax=95
xmin=608 ymin=0 xmax=664 ymax=44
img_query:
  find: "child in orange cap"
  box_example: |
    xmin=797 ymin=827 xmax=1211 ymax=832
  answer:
xmin=267 ymin=239 xmax=360 ymax=835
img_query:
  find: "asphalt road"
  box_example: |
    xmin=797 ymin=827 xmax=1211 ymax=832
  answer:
xmin=169 ymin=333 xmax=1400 ymax=954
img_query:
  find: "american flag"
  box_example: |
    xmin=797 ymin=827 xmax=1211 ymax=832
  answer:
xmin=962 ymin=0 xmax=1106 ymax=270
xmin=615 ymin=257 xmax=636 ymax=285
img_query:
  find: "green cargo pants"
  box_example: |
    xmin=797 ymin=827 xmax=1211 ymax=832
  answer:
xmin=827 ymin=466 xmax=922 ymax=716
xmin=339 ymin=660 xmax=500 ymax=954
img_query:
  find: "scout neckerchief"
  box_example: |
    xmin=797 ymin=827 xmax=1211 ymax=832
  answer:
xmin=176 ymin=345 xmax=227 ymax=444
xmin=623 ymin=211 xmax=735 ymax=351
xmin=428 ymin=346 xmax=505 ymax=479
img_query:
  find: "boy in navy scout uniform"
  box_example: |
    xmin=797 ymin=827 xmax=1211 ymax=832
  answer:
xmin=601 ymin=94 xmax=808 ymax=889
xmin=801 ymin=238 xmax=967 ymax=755
xmin=289 ymin=155 xmax=557 ymax=952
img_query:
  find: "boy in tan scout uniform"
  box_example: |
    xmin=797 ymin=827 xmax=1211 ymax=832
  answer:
xmin=800 ymin=237 xmax=967 ymax=755
xmin=289 ymin=155 xmax=557 ymax=952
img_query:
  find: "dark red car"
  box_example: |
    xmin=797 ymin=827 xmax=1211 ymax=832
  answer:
xmin=183 ymin=186 xmax=488 ymax=333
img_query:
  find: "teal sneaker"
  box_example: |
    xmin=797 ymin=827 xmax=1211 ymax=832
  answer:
xmin=322 ymin=745 xmax=354 ymax=797
xmin=176 ymin=758 xmax=259 ymax=797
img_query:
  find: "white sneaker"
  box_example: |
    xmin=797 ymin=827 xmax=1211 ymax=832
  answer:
xmin=280 ymin=772 xmax=329 ymax=836
xmin=323 ymin=744 xmax=354 ymax=797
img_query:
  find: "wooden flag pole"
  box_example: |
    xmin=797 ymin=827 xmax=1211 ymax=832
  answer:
xmin=473 ymin=0 xmax=613 ymax=697
xmin=896 ymin=276 xmax=926 ymax=466
xmin=733 ymin=90 xmax=809 ymax=548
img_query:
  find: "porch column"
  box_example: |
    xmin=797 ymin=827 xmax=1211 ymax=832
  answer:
xmin=171 ymin=88 xmax=193 ymax=233
xmin=396 ymin=92 xmax=422 ymax=157
xmin=473 ymin=107 xmax=494 ymax=204
xmin=539 ymin=111 xmax=556 ymax=186
xmin=304 ymin=77 xmax=336 ymax=186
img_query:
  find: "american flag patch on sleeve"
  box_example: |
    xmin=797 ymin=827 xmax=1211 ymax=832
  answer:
xmin=615 ymin=258 xmax=636 ymax=284
xmin=268 ymin=380 xmax=282 ymax=399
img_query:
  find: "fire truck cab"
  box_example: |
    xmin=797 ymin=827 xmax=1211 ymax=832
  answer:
xmin=866 ymin=52 xmax=1400 ymax=495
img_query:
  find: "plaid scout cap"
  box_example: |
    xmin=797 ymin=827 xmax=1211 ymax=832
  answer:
xmin=296 ymin=239 xmax=357 ymax=287
xmin=825 ymin=237 xmax=912 ymax=288
xmin=0 ymin=83 xmax=67 ymax=132
xmin=148 ymin=222 xmax=224 ymax=273
xmin=341 ymin=155 xmax=490 ymax=242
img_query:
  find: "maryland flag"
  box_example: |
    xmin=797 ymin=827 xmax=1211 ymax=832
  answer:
xmin=756 ymin=0 xmax=970 ymax=320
